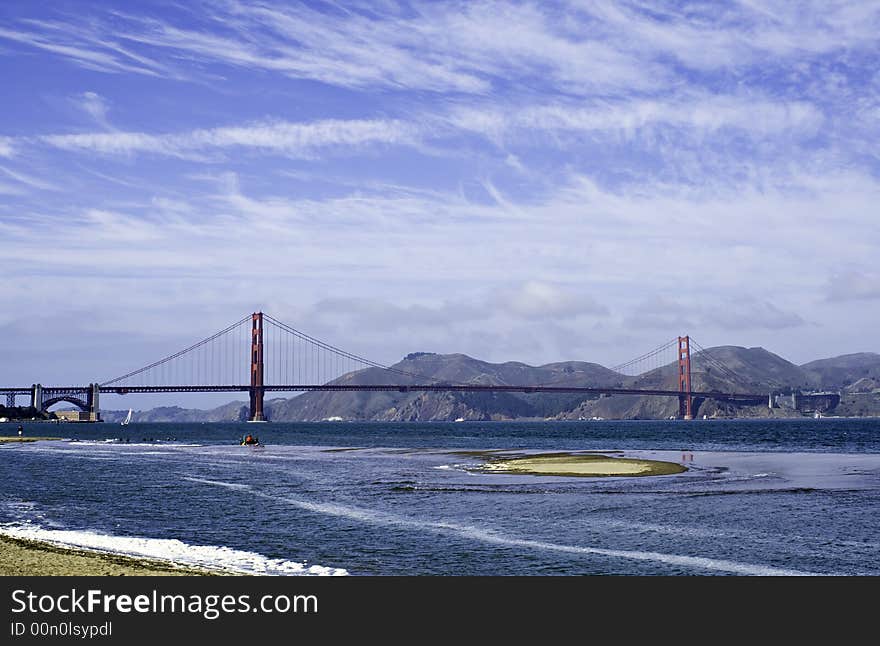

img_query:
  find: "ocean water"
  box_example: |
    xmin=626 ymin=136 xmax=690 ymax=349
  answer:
xmin=1 ymin=419 xmax=878 ymax=576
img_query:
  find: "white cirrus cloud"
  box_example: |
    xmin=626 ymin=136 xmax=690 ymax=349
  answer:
xmin=0 ymin=24 xmax=167 ymax=77
xmin=3 ymin=2 xmax=878 ymax=97
xmin=31 ymin=93 xmax=826 ymax=163
xmin=0 ymin=137 xmax=14 ymax=157
xmin=586 ymin=0 xmax=880 ymax=71
xmin=41 ymin=131 xmax=174 ymax=156
xmin=0 ymin=165 xmax=59 ymax=192
xmin=40 ymin=118 xmax=418 ymax=157
xmin=0 ymin=2 xmax=669 ymax=94
xmin=73 ymin=91 xmax=110 ymax=126
xmin=449 ymin=95 xmax=825 ymax=143
xmin=114 ymin=0 xmax=664 ymax=94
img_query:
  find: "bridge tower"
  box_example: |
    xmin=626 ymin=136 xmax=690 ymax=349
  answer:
xmin=677 ymin=336 xmax=693 ymax=420
xmin=249 ymin=312 xmax=265 ymax=422
xmin=31 ymin=384 xmax=42 ymax=411
xmin=87 ymin=383 xmax=101 ymax=422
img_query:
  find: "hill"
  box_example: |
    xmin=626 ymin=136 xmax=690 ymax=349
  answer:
xmin=800 ymin=353 xmax=880 ymax=390
xmin=251 ymin=352 xmax=622 ymax=422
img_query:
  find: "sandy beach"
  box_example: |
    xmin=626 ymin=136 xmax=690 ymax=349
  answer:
xmin=0 ymin=535 xmax=218 ymax=576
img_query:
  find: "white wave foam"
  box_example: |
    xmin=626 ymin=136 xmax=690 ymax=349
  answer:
xmin=1 ymin=501 xmax=48 ymax=524
xmin=186 ymin=477 xmax=251 ymax=491
xmin=0 ymin=524 xmax=347 ymax=576
xmin=64 ymin=441 xmax=202 ymax=448
xmin=185 ymin=477 xmax=821 ymax=576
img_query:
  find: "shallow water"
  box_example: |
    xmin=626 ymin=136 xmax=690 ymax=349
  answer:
xmin=1 ymin=419 xmax=878 ymax=575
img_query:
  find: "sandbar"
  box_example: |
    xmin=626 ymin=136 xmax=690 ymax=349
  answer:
xmin=0 ymin=437 xmax=63 ymax=444
xmin=480 ymin=452 xmax=687 ymax=477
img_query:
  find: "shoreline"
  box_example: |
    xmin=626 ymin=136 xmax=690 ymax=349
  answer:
xmin=0 ymin=534 xmax=222 ymax=576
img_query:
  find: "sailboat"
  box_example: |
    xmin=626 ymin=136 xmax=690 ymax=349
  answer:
xmin=121 ymin=409 xmax=133 ymax=426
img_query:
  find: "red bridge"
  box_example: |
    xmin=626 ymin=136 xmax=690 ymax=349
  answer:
xmin=2 ymin=312 xmax=772 ymax=422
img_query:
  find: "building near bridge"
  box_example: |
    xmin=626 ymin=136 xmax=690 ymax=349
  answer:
xmin=52 ymin=410 xmax=100 ymax=422
xmin=774 ymin=391 xmax=840 ymax=414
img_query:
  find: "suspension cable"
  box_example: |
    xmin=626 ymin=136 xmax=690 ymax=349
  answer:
xmin=100 ymin=315 xmax=251 ymax=386
xmin=611 ymin=338 xmax=678 ymax=374
xmin=689 ymin=339 xmax=748 ymax=386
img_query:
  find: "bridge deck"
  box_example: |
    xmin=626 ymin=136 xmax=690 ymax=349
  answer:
xmin=2 ymin=384 xmax=767 ymax=402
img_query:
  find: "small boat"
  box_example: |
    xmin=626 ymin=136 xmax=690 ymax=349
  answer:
xmin=121 ymin=409 xmax=133 ymax=426
xmin=240 ymin=434 xmax=261 ymax=446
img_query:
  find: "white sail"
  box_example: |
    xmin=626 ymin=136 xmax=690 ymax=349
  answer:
xmin=122 ymin=409 xmax=133 ymax=426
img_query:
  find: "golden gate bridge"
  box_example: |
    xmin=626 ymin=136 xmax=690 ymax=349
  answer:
xmin=1 ymin=312 xmax=772 ymax=422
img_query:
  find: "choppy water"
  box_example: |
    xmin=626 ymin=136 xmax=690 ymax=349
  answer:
xmin=1 ymin=419 xmax=878 ymax=575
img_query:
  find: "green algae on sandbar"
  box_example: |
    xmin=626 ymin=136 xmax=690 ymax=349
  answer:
xmin=479 ymin=452 xmax=687 ymax=477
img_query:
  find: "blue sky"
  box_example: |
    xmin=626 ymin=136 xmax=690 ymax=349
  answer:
xmin=1 ymin=0 xmax=879 ymax=401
